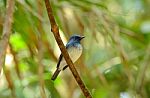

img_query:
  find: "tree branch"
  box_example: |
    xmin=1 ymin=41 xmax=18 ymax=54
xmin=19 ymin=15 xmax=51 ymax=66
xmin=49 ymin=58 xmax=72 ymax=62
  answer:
xmin=44 ymin=0 xmax=92 ymax=98
xmin=0 ymin=0 xmax=15 ymax=73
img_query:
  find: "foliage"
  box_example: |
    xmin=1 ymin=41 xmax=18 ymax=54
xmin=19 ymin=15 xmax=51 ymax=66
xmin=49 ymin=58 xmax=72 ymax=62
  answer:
xmin=0 ymin=0 xmax=150 ymax=98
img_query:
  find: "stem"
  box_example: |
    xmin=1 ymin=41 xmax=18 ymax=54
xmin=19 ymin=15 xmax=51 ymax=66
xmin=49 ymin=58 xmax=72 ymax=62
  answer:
xmin=0 ymin=0 xmax=15 ymax=73
xmin=44 ymin=0 xmax=92 ymax=98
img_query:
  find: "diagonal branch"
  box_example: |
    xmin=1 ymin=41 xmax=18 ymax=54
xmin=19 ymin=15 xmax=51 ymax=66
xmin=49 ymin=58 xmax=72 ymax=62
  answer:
xmin=44 ymin=0 xmax=92 ymax=98
xmin=0 ymin=0 xmax=15 ymax=73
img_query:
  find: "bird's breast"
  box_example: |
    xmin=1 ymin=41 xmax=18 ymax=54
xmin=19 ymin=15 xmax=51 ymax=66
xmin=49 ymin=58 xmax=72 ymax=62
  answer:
xmin=59 ymin=44 xmax=83 ymax=70
xmin=68 ymin=44 xmax=82 ymax=63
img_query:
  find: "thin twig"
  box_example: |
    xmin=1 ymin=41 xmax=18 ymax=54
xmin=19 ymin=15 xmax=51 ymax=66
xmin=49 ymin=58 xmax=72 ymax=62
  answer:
xmin=3 ymin=46 xmax=16 ymax=98
xmin=99 ymin=13 xmax=133 ymax=85
xmin=120 ymin=27 xmax=145 ymax=43
xmin=9 ymin=43 xmax=22 ymax=80
xmin=59 ymin=7 xmax=70 ymax=38
xmin=43 ymin=40 xmax=58 ymax=62
xmin=44 ymin=0 xmax=92 ymax=98
xmin=16 ymin=0 xmax=44 ymax=22
xmin=0 ymin=0 xmax=15 ymax=73
xmin=37 ymin=39 xmax=46 ymax=98
xmin=93 ymin=64 xmax=108 ymax=86
xmin=3 ymin=47 xmax=16 ymax=98
xmin=135 ymin=44 xmax=150 ymax=96
xmin=37 ymin=0 xmax=46 ymax=98
xmin=4 ymin=67 xmax=16 ymax=98
xmin=74 ymin=11 xmax=84 ymax=33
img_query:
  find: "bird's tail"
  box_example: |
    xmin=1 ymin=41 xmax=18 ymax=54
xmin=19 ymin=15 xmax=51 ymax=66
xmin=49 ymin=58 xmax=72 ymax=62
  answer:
xmin=51 ymin=68 xmax=61 ymax=80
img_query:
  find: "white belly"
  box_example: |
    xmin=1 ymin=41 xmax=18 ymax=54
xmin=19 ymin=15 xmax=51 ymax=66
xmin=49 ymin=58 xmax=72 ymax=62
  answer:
xmin=59 ymin=45 xmax=82 ymax=70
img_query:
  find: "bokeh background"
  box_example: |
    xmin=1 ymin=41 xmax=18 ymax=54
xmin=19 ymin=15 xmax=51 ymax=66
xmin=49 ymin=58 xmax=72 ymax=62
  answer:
xmin=0 ymin=0 xmax=150 ymax=98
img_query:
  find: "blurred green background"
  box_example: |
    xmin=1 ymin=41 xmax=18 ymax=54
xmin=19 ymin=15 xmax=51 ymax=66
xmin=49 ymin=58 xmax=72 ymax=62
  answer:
xmin=0 ymin=0 xmax=150 ymax=98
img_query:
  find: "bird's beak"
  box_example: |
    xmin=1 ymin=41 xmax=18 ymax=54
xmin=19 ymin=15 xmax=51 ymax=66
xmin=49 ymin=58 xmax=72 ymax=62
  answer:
xmin=80 ymin=36 xmax=85 ymax=40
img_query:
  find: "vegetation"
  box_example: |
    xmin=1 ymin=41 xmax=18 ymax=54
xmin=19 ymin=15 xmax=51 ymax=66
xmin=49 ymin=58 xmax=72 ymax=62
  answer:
xmin=0 ymin=0 xmax=150 ymax=98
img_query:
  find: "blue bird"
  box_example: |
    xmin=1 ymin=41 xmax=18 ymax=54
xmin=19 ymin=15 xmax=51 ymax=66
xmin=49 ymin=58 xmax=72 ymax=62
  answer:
xmin=51 ymin=35 xmax=85 ymax=80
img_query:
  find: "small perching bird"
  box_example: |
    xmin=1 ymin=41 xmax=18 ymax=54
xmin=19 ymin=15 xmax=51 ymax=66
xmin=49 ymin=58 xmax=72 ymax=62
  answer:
xmin=51 ymin=35 xmax=85 ymax=80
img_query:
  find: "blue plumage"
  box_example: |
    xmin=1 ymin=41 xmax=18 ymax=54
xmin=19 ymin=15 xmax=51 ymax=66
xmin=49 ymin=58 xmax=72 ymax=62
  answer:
xmin=51 ymin=35 xmax=85 ymax=80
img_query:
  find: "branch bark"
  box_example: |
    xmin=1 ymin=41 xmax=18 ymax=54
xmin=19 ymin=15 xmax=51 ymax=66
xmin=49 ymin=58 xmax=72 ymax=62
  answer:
xmin=44 ymin=0 xmax=92 ymax=98
xmin=0 ymin=0 xmax=15 ymax=73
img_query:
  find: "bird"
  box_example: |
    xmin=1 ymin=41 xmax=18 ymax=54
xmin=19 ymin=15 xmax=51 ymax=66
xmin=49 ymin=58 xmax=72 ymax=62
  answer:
xmin=51 ymin=35 xmax=85 ymax=80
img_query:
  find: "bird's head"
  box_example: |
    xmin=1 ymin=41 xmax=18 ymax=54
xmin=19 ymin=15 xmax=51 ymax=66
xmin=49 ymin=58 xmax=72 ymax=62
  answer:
xmin=69 ymin=35 xmax=85 ymax=43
